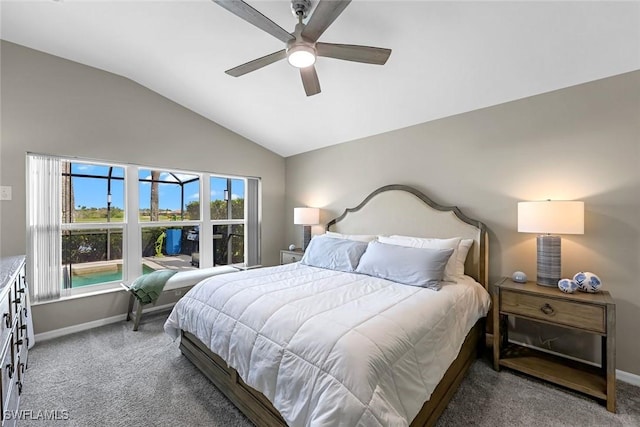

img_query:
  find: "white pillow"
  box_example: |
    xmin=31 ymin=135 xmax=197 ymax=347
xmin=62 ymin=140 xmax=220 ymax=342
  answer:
xmin=324 ymin=231 xmax=378 ymax=242
xmin=379 ymin=235 xmax=462 ymax=282
xmin=456 ymin=239 xmax=474 ymax=276
xmin=301 ymin=236 xmax=368 ymax=272
xmin=355 ymin=241 xmax=454 ymax=290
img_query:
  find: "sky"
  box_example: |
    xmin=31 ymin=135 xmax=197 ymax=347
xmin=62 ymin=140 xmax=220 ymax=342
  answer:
xmin=70 ymin=163 xmax=245 ymax=211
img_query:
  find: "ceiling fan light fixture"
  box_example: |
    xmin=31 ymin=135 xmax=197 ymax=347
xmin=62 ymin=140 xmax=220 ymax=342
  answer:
xmin=287 ymin=45 xmax=316 ymax=68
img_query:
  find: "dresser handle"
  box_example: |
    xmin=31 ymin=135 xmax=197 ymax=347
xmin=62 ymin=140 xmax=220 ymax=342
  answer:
xmin=23 ymin=307 xmax=28 ymax=318
xmin=5 ymin=363 xmax=13 ymax=379
xmin=540 ymin=303 xmax=555 ymax=315
xmin=16 ymin=380 xmax=22 ymax=395
xmin=3 ymin=313 xmax=10 ymax=328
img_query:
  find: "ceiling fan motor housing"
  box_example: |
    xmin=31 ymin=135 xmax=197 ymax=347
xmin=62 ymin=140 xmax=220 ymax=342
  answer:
xmin=291 ymin=0 xmax=312 ymax=19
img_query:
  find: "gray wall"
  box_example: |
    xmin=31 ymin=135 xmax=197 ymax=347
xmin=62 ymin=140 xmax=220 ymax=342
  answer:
xmin=0 ymin=41 xmax=286 ymax=333
xmin=285 ymin=71 xmax=640 ymax=375
xmin=2 ymin=39 xmax=639 ymax=376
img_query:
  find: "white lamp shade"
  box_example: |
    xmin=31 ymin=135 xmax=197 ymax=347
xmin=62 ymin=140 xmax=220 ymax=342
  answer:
xmin=518 ymin=201 xmax=584 ymax=235
xmin=294 ymin=207 xmax=320 ymax=225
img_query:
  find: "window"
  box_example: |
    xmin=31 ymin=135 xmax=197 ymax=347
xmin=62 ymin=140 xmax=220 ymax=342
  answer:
xmin=61 ymin=162 xmax=125 ymax=290
xmin=138 ymin=170 xmax=200 ymax=221
xmin=137 ymin=170 xmax=201 ymax=276
xmin=210 ymin=177 xmax=245 ymax=266
xmin=27 ymin=154 xmax=261 ymax=301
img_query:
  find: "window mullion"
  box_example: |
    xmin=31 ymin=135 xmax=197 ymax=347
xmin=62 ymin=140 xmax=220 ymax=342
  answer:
xmin=139 ymin=220 xmax=200 ymax=229
xmin=124 ymin=166 xmax=141 ymax=282
xmin=61 ymin=222 xmax=125 ymax=230
xmin=199 ymin=173 xmax=213 ymax=267
xmin=210 ymin=219 xmax=245 ymax=225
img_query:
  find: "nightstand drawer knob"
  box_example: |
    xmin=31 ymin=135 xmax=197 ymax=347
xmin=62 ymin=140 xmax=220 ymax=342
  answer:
xmin=540 ymin=303 xmax=555 ymax=315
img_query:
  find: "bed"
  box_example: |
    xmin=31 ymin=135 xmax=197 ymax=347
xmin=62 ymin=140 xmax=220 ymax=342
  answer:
xmin=164 ymin=184 xmax=490 ymax=427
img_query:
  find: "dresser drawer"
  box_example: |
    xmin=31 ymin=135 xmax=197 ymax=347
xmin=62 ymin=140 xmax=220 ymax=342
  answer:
xmin=12 ymin=326 xmax=24 ymax=370
xmin=17 ymin=308 xmax=28 ymax=347
xmin=12 ymin=275 xmax=26 ymax=315
xmin=500 ymin=290 xmax=606 ymax=333
xmin=0 ymin=294 xmax=11 ymax=348
xmin=0 ymin=332 xmax=13 ymax=413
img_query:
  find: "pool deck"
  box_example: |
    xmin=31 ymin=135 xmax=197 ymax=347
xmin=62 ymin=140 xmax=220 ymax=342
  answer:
xmin=71 ymin=254 xmax=195 ymax=275
xmin=143 ymin=255 xmax=196 ymax=271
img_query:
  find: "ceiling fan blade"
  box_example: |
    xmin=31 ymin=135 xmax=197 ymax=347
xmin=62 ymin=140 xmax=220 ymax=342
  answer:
xmin=225 ymin=50 xmax=287 ymax=77
xmin=300 ymin=66 xmax=321 ymax=96
xmin=317 ymin=43 xmax=391 ymax=65
xmin=301 ymin=0 xmax=351 ymax=42
xmin=213 ymin=0 xmax=294 ymax=43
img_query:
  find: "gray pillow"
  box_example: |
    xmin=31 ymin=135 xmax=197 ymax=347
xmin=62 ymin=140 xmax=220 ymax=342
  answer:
xmin=355 ymin=241 xmax=454 ymax=290
xmin=301 ymin=236 xmax=369 ymax=272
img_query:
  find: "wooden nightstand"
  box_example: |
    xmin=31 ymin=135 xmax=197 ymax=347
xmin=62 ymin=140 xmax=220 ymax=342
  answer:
xmin=492 ymin=277 xmax=616 ymax=412
xmin=280 ymin=249 xmax=304 ymax=265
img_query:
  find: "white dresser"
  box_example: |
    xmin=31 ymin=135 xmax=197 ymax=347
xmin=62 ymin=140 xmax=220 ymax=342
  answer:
xmin=0 ymin=256 xmax=33 ymax=427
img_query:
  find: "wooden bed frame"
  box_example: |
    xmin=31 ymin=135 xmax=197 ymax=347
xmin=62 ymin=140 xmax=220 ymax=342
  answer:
xmin=179 ymin=184 xmax=489 ymax=426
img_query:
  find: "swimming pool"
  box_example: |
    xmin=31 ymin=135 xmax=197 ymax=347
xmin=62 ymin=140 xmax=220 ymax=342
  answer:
xmin=71 ymin=265 xmax=156 ymax=287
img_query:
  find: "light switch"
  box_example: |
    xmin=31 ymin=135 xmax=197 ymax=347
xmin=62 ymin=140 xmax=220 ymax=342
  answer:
xmin=0 ymin=186 xmax=12 ymax=201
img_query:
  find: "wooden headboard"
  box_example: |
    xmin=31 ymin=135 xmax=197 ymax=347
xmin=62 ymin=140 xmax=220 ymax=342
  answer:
xmin=326 ymin=184 xmax=489 ymax=288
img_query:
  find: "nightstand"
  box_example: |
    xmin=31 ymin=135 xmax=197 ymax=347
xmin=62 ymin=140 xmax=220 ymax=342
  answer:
xmin=280 ymin=249 xmax=303 ymax=265
xmin=492 ymin=277 xmax=616 ymax=412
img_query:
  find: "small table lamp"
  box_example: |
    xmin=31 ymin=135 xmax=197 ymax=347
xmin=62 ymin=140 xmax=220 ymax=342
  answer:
xmin=294 ymin=207 xmax=320 ymax=250
xmin=518 ymin=200 xmax=584 ymax=287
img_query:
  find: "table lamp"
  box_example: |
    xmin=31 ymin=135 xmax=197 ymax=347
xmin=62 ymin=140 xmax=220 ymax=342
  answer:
xmin=518 ymin=200 xmax=584 ymax=286
xmin=294 ymin=207 xmax=319 ymax=250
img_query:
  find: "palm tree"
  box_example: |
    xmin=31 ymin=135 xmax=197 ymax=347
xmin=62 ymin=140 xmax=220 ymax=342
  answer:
xmin=62 ymin=161 xmax=74 ymax=223
xmin=150 ymin=170 xmax=160 ymax=221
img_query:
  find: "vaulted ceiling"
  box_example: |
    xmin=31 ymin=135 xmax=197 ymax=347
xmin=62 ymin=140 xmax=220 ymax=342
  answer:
xmin=2 ymin=1 xmax=639 ymax=157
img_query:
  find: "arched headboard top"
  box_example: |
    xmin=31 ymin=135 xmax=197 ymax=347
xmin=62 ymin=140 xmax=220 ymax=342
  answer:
xmin=326 ymin=185 xmax=488 ymax=287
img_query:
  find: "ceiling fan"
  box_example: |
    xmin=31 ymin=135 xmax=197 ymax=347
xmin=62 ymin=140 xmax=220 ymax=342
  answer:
xmin=213 ymin=0 xmax=392 ymax=96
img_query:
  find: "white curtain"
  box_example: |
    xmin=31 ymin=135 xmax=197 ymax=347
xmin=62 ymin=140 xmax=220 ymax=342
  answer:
xmin=27 ymin=154 xmax=62 ymax=302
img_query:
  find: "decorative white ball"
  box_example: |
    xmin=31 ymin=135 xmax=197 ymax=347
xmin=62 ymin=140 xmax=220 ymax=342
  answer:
xmin=512 ymin=271 xmax=527 ymax=283
xmin=558 ymin=278 xmax=578 ymax=294
xmin=288 ymin=244 xmax=296 ymax=251
xmin=573 ymin=272 xmax=602 ymax=293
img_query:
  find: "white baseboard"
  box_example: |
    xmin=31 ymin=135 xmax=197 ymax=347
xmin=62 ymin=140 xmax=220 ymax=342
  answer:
xmin=617 ymin=369 xmax=640 ymax=387
xmin=34 ymin=302 xmax=176 ymax=343
xmin=35 ymin=314 xmax=127 ymax=342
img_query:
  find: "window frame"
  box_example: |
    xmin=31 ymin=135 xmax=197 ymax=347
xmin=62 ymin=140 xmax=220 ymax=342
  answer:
xmin=54 ymin=157 xmax=254 ymax=296
xmin=61 ymin=160 xmax=127 ymax=295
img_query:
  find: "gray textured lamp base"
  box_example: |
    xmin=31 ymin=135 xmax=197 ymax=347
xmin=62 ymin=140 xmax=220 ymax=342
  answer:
xmin=302 ymin=225 xmax=312 ymax=250
xmin=537 ymin=235 xmax=561 ymax=287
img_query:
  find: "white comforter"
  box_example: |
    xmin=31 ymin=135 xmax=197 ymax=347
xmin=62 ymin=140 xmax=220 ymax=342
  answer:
xmin=164 ymin=263 xmax=490 ymax=427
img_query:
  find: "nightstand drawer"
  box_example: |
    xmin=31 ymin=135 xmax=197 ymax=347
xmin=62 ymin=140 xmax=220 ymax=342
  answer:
xmin=280 ymin=250 xmax=303 ymax=265
xmin=501 ymin=290 xmax=606 ymax=333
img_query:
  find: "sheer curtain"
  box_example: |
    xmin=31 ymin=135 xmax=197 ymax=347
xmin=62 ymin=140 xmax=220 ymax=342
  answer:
xmin=26 ymin=154 xmax=62 ymax=302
